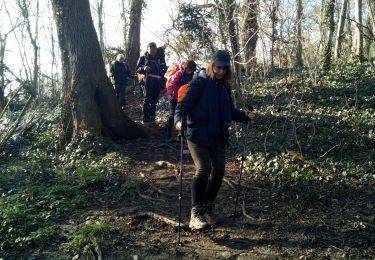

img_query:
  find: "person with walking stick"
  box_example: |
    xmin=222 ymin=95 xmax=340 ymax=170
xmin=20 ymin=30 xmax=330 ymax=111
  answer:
xmin=175 ymin=50 xmax=255 ymax=230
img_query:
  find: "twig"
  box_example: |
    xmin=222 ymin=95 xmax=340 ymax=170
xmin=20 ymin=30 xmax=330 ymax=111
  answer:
xmin=222 ymin=177 xmax=235 ymax=189
xmin=242 ymin=200 xmax=256 ymax=221
xmin=320 ymin=144 xmax=340 ymax=158
xmin=138 ymin=192 xmax=165 ymax=202
xmin=134 ymin=212 xmax=188 ymax=228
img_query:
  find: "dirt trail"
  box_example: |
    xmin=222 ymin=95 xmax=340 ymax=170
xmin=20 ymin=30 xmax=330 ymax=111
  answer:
xmin=69 ymin=92 xmax=375 ymax=259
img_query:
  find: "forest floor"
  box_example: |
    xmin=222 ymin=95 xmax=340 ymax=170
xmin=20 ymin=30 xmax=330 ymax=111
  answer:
xmin=1 ymin=64 xmax=375 ymax=259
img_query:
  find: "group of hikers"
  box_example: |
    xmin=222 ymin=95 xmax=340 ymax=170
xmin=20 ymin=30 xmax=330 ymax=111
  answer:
xmin=110 ymin=42 xmax=255 ymax=230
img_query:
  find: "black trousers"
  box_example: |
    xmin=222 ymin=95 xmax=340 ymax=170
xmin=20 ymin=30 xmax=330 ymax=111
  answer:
xmin=165 ymin=99 xmax=177 ymax=138
xmin=143 ymin=78 xmax=161 ymax=122
xmin=187 ymin=139 xmax=226 ymax=206
xmin=115 ymin=82 xmax=126 ymax=107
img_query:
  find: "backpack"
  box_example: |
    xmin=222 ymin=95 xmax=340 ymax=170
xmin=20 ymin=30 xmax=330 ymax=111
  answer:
xmin=165 ymin=60 xmax=187 ymax=89
xmin=177 ymin=83 xmax=189 ymax=102
xmin=177 ymin=68 xmax=206 ymax=102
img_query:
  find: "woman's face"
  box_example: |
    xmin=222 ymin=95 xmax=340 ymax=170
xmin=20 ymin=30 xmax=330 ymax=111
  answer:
xmin=213 ymin=64 xmax=228 ymax=79
xmin=185 ymin=68 xmax=194 ymax=75
xmin=148 ymin=46 xmax=157 ymax=56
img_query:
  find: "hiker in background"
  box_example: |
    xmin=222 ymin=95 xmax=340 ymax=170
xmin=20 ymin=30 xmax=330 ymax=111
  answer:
xmin=110 ymin=53 xmax=133 ymax=110
xmin=174 ymin=50 xmax=255 ymax=230
xmin=165 ymin=60 xmax=197 ymax=141
xmin=136 ymin=42 xmax=167 ymax=123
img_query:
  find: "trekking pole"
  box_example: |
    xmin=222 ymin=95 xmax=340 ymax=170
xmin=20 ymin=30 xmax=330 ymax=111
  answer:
xmin=177 ymin=126 xmax=185 ymax=246
xmin=233 ymin=105 xmax=253 ymax=221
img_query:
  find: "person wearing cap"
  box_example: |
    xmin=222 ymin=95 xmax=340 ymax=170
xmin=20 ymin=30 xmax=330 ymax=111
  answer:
xmin=174 ymin=50 xmax=255 ymax=230
xmin=110 ymin=53 xmax=133 ymax=110
xmin=136 ymin=42 xmax=167 ymax=123
xmin=165 ymin=60 xmax=197 ymax=141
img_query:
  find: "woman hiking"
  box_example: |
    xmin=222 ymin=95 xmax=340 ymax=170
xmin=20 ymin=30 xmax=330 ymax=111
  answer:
xmin=174 ymin=50 xmax=255 ymax=230
xmin=165 ymin=60 xmax=197 ymax=141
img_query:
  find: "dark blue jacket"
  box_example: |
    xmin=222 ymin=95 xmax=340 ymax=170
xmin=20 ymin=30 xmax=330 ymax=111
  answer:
xmin=135 ymin=52 xmax=167 ymax=77
xmin=174 ymin=71 xmax=248 ymax=148
xmin=110 ymin=61 xmax=132 ymax=85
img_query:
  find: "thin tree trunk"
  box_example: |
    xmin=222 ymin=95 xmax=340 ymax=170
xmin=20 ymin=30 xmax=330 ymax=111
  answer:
xmin=0 ymin=35 xmax=6 ymax=110
xmin=320 ymin=0 xmax=326 ymax=53
xmin=52 ymin=0 xmax=145 ymax=145
xmin=120 ymin=0 xmax=129 ymax=51
xmin=225 ymin=0 xmax=241 ymax=96
xmin=334 ymin=0 xmax=348 ymax=59
xmin=355 ymin=0 xmax=364 ymax=62
xmin=364 ymin=16 xmax=371 ymax=59
xmin=126 ymin=0 xmax=143 ymax=71
xmin=96 ymin=0 xmax=105 ymax=60
xmin=323 ymin=0 xmax=335 ymax=71
xmin=294 ymin=0 xmax=303 ymax=67
xmin=241 ymin=0 xmax=259 ymax=70
xmin=270 ymin=0 xmax=279 ymax=70
xmin=367 ymin=0 xmax=375 ymax=37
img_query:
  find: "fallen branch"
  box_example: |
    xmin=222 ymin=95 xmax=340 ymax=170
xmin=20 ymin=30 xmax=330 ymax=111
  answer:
xmin=134 ymin=212 xmax=188 ymax=228
xmin=138 ymin=192 xmax=165 ymax=202
xmin=222 ymin=177 xmax=235 ymax=189
xmin=242 ymin=200 xmax=256 ymax=221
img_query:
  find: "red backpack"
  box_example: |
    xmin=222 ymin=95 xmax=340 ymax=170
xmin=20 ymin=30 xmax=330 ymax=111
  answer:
xmin=165 ymin=60 xmax=187 ymax=89
xmin=177 ymin=84 xmax=189 ymax=102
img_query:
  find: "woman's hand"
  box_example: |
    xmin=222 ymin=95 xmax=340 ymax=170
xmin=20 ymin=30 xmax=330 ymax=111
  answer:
xmin=143 ymin=66 xmax=151 ymax=73
xmin=175 ymin=121 xmax=182 ymax=131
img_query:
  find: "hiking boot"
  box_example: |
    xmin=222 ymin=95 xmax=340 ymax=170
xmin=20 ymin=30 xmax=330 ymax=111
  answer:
xmin=189 ymin=205 xmax=208 ymax=230
xmin=204 ymin=203 xmax=220 ymax=225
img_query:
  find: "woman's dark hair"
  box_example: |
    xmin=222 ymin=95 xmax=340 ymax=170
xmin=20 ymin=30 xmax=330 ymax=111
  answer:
xmin=186 ymin=60 xmax=197 ymax=71
xmin=206 ymin=61 xmax=232 ymax=80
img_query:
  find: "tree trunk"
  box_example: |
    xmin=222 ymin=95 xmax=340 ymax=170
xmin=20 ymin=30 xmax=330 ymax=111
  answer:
xmin=19 ymin=0 xmax=40 ymax=96
xmin=241 ymin=0 xmax=259 ymax=70
xmin=364 ymin=16 xmax=372 ymax=59
xmin=96 ymin=0 xmax=105 ymax=60
xmin=294 ymin=0 xmax=303 ymax=67
xmin=320 ymin=0 xmax=327 ymax=54
xmin=354 ymin=0 xmax=364 ymax=62
xmin=367 ymin=0 xmax=375 ymax=37
xmin=334 ymin=0 xmax=348 ymax=59
xmin=51 ymin=0 xmax=145 ymax=145
xmin=323 ymin=0 xmax=335 ymax=71
xmin=120 ymin=1 xmax=129 ymax=51
xmin=270 ymin=0 xmax=279 ymax=70
xmin=0 ymin=35 xmax=5 ymax=110
xmin=216 ymin=0 xmax=242 ymax=97
xmin=126 ymin=0 xmax=143 ymax=72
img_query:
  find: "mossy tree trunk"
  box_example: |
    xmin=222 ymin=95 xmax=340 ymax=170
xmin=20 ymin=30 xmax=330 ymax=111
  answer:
xmin=52 ymin=0 xmax=145 ymax=146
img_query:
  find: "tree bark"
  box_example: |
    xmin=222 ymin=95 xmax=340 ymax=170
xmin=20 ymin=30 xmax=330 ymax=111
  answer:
xmin=354 ymin=0 xmax=364 ymax=62
xmin=216 ymin=0 xmax=242 ymax=97
xmin=367 ymin=0 xmax=375 ymax=37
xmin=120 ymin=0 xmax=129 ymax=51
xmin=241 ymin=0 xmax=259 ymax=70
xmin=334 ymin=0 xmax=348 ymax=59
xmin=270 ymin=0 xmax=279 ymax=70
xmin=126 ymin=0 xmax=143 ymax=71
xmin=0 ymin=35 xmax=6 ymax=110
xmin=51 ymin=0 xmax=145 ymax=144
xmin=95 ymin=0 xmax=105 ymax=60
xmin=322 ymin=0 xmax=335 ymax=71
xmin=18 ymin=0 xmax=40 ymax=96
xmin=294 ymin=0 xmax=303 ymax=67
